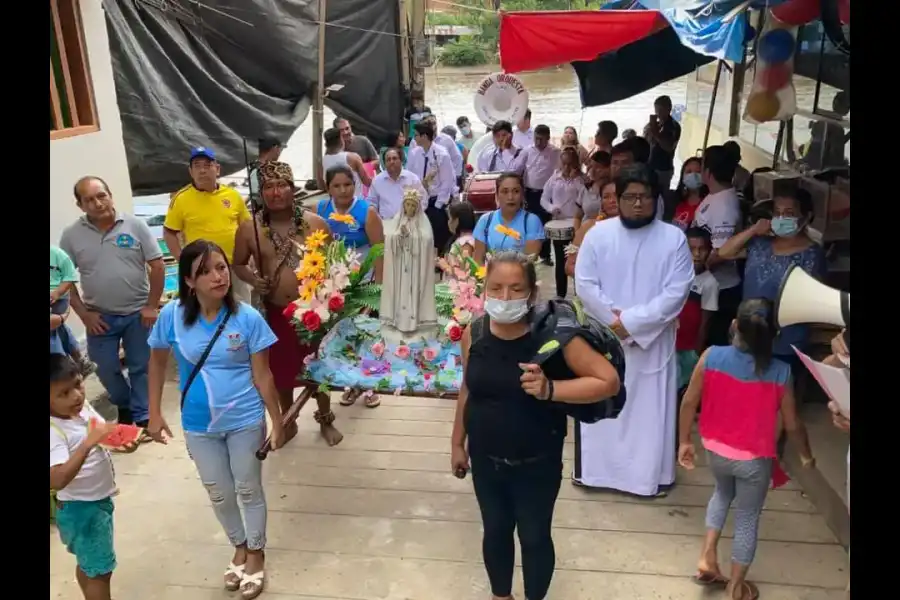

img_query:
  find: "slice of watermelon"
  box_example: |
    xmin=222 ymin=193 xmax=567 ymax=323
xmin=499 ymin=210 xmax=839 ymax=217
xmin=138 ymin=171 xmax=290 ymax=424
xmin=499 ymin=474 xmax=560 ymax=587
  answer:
xmin=89 ymin=418 xmax=143 ymax=449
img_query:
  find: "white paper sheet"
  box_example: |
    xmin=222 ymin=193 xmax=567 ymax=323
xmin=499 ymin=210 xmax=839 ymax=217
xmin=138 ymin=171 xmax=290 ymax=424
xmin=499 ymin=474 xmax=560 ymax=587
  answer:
xmin=793 ymin=346 xmax=850 ymax=417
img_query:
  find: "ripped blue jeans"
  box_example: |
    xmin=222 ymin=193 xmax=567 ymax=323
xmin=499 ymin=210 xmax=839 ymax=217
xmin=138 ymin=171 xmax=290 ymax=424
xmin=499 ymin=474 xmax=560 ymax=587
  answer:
xmin=184 ymin=421 xmax=268 ymax=550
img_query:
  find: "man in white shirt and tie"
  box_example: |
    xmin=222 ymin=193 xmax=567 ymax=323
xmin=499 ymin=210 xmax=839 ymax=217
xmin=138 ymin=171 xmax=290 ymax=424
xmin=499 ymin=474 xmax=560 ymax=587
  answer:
xmin=368 ymin=148 xmax=428 ymax=220
xmin=406 ymin=122 xmax=457 ymax=255
xmin=512 ymin=109 xmax=534 ymax=149
xmin=409 ymin=116 xmax=464 ymax=186
xmin=516 ymin=124 xmax=560 ymax=264
xmin=476 ymin=120 xmax=522 ymax=173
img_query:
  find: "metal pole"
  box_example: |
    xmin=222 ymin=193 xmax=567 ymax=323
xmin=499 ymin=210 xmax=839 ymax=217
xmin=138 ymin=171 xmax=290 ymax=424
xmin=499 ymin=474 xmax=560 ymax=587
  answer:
xmin=312 ymin=0 xmax=328 ymax=187
xmin=772 ymin=120 xmax=786 ymax=169
xmin=702 ymin=60 xmax=725 ymax=152
xmin=398 ymin=0 xmax=410 ymax=92
xmin=410 ymin=0 xmax=425 ymax=96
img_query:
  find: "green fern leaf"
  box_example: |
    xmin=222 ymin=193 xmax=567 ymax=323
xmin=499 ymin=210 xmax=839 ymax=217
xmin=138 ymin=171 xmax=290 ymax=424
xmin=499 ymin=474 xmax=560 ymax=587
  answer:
xmin=350 ymin=243 xmax=385 ymax=285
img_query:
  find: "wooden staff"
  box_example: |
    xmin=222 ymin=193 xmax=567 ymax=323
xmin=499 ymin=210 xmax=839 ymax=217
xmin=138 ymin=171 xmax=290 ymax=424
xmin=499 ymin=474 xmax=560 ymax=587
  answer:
xmin=256 ymin=386 xmax=315 ymax=460
xmin=242 ymin=138 xmax=265 ymax=276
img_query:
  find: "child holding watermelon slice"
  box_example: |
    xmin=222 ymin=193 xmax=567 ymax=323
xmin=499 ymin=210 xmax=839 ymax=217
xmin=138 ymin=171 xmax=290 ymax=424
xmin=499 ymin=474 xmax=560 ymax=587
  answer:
xmin=50 ymin=354 xmax=137 ymax=600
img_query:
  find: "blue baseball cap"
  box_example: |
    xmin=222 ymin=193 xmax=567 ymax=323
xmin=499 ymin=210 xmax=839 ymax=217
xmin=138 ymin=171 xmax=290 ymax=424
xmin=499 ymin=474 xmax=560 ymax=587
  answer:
xmin=189 ymin=146 xmax=216 ymax=162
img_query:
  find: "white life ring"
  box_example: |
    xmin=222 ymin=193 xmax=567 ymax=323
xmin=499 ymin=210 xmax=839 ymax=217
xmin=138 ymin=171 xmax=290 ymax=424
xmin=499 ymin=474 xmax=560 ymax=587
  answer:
xmin=473 ymin=72 xmax=530 ymax=128
xmin=466 ymin=133 xmax=494 ymax=170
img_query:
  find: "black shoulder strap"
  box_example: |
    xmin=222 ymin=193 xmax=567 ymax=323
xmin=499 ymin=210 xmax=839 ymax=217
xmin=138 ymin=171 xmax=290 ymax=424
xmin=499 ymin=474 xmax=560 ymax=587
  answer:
xmin=181 ymin=309 xmax=232 ymax=410
xmin=483 ymin=211 xmax=495 ymax=249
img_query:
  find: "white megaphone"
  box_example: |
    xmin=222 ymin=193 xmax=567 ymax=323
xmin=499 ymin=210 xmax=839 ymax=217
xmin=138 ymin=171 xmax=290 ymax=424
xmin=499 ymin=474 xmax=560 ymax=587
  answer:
xmin=774 ymin=264 xmax=850 ymax=331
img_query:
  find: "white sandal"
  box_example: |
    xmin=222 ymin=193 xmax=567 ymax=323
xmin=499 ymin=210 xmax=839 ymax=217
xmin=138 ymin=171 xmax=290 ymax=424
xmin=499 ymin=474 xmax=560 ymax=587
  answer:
xmin=240 ymin=570 xmax=266 ymax=599
xmin=224 ymin=562 xmax=245 ymax=591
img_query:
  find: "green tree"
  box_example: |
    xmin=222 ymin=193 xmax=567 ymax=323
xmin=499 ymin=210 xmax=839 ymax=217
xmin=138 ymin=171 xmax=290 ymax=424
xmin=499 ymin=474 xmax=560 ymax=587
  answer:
xmin=430 ymin=0 xmax=596 ymax=65
xmin=439 ymin=38 xmax=491 ymax=66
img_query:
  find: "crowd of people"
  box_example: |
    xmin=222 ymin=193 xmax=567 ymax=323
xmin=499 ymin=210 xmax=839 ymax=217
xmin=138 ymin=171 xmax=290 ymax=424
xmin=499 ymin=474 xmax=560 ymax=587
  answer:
xmin=50 ymin=97 xmax=849 ymax=600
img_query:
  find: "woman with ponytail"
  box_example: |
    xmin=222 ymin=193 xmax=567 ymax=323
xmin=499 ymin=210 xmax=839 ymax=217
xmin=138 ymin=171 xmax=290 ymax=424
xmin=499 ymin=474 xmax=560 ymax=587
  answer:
xmin=676 ymin=298 xmax=814 ymax=600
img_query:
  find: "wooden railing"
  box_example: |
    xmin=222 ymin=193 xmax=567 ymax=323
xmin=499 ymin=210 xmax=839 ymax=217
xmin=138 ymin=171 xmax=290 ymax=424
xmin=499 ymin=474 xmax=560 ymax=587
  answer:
xmin=50 ymin=0 xmax=98 ymax=140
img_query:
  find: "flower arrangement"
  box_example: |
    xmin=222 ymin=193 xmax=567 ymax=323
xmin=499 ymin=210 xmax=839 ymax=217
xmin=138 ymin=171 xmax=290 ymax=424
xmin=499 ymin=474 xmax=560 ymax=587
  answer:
xmin=283 ymin=235 xmax=384 ymax=345
xmin=436 ymin=245 xmax=486 ymax=328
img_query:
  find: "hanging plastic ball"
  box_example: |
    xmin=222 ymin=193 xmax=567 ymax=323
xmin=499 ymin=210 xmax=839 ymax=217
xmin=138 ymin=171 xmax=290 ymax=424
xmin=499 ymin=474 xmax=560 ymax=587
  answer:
xmin=758 ymin=29 xmax=796 ymax=64
xmin=759 ymin=63 xmax=792 ymax=91
xmin=746 ymin=91 xmax=781 ymax=122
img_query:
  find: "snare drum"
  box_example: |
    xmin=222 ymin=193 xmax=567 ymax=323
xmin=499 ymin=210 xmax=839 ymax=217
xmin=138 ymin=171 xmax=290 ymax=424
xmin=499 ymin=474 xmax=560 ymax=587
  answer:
xmin=545 ymin=219 xmax=575 ymax=241
xmin=463 ymin=172 xmax=503 ymax=214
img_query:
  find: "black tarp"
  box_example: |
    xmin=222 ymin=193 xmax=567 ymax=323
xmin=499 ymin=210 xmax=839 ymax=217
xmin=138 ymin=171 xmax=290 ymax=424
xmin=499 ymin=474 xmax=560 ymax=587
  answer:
xmin=571 ymin=27 xmax=714 ymax=108
xmin=103 ymin=0 xmax=404 ymax=196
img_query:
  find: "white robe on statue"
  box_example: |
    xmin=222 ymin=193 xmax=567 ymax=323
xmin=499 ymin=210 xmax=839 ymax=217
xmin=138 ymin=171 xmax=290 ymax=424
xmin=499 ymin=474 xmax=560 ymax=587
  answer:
xmin=380 ymin=207 xmax=438 ymax=335
xmin=573 ymin=217 xmax=694 ymax=496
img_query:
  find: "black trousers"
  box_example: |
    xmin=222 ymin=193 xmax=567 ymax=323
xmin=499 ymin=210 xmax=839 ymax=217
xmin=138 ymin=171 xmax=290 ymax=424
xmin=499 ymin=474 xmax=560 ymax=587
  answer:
xmin=524 ymin=187 xmax=552 ymax=260
xmin=425 ymin=196 xmax=451 ymax=256
xmin=551 ymin=239 xmax=568 ymax=298
xmin=471 ymin=451 xmax=563 ymax=600
xmin=706 ymin=284 xmax=743 ymax=348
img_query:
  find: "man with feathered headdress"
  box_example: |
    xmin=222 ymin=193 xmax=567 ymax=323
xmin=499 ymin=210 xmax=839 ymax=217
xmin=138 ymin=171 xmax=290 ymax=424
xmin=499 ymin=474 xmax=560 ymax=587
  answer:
xmin=233 ymin=161 xmax=344 ymax=446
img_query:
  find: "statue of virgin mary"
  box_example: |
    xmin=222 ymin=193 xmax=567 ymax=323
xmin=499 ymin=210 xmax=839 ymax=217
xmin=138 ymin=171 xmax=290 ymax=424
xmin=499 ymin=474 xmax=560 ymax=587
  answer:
xmin=379 ymin=188 xmax=438 ymax=340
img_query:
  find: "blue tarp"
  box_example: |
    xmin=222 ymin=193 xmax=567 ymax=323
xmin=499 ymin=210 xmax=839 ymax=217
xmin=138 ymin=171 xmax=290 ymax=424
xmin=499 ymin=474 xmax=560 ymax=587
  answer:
xmin=617 ymin=1 xmax=793 ymax=62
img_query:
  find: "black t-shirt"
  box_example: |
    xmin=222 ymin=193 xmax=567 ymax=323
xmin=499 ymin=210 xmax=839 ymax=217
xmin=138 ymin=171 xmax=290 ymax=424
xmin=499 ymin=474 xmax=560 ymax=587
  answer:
xmin=464 ymin=323 xmax=567 ymax=460
xmin=648 ymin=118 xmax=681 ymax=172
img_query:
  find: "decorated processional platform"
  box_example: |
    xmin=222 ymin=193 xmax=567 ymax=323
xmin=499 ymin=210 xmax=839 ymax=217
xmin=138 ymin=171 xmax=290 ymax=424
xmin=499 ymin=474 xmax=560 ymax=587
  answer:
xmin=282 ymin=189 xmax=485 ymax=401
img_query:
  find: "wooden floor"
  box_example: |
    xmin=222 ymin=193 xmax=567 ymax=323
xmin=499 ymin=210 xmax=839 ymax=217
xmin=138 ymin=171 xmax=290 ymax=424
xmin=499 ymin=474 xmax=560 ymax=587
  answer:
xmin=51 ymin=380 xmax=850 ymax=599
xmin=51 ymin=264 xmax=849 ymax=599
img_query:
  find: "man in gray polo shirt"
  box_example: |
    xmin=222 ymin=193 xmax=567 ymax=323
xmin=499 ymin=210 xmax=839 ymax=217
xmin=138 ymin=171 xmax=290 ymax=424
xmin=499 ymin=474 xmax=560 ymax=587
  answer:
xmin=334 ymin=117 xmax=379 ymax=163
xmin=60 ymin=176 xmax=165 ymax=429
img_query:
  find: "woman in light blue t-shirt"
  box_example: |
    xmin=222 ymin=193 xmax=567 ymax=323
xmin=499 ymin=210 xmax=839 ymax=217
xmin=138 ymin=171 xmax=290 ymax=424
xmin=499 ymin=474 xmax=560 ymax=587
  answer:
xmin=146 ymin=240 xmax=284 ymax=598
xmin=472 ymin=172 xmax=545 ymax=265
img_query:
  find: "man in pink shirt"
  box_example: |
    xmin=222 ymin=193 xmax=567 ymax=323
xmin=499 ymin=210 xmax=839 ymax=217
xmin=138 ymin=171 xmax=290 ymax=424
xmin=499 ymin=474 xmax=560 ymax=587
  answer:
xmin=515 ymin=124 xmax=560 ymax=265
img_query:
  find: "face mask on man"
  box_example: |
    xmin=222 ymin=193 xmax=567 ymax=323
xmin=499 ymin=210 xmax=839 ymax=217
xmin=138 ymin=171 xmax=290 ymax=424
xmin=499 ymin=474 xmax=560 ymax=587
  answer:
xmin=484 ymin=297 xmax=530 ymax=324
xmin=771 ymin=216 xmax=800 ymax=237
xmin=460 ymin=126 xmax=471 ymax=136
xmin=682 ymin=172 xmax=703 ymax=190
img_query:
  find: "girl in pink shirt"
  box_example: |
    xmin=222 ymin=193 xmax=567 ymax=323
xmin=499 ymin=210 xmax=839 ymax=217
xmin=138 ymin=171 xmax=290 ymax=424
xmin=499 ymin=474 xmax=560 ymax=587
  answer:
xmin=447 ymin=201 xmax=477 ymax=258
xmin=677 ymin=298 xmax=814 ymax=600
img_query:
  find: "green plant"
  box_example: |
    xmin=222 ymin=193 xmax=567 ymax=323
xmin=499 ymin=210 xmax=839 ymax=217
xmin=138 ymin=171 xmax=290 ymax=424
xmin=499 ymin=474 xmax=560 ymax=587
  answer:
xmin=439 ymin=38 xmax=490 ymax=67
xmin=426 ymin=12 xmax=466 ymax=26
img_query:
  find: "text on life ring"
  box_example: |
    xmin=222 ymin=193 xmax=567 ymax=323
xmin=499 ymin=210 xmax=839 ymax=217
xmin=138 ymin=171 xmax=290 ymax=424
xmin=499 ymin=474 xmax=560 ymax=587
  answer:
xmin=477 ymin=74 xmax=526 ymax=96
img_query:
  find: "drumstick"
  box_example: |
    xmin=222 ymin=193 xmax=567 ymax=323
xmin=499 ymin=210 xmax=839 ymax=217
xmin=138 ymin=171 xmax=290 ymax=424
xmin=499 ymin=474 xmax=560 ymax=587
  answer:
xmin=256 ymin=386 xmax=315 ymax=460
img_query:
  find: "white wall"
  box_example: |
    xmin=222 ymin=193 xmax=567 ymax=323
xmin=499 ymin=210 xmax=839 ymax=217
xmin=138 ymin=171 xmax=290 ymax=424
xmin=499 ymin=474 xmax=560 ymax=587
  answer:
xmin=51 ymin=0 xmax=132 ymax=338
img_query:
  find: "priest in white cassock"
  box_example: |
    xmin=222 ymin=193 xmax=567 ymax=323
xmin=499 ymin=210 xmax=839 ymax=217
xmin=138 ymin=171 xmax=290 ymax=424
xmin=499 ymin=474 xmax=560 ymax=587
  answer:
xmin=573 ymin=164 xmax=694 ymax=497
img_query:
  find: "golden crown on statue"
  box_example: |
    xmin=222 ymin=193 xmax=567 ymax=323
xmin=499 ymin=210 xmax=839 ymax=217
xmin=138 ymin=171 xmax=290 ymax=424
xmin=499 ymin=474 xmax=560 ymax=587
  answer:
xmin=403 ymin=187 xmax=421 ymax=203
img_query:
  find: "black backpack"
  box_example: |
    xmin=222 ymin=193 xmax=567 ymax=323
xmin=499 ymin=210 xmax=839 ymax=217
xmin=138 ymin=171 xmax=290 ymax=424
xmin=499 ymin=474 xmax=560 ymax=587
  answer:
xmin=470 ymin=298 xmax=627 ymax=423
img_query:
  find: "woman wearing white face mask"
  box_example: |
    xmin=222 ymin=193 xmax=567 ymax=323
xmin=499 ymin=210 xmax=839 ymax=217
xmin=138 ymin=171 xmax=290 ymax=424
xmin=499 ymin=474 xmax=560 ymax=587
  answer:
xmin=450 ymin=251 xmax=620 ymax=600
xmin=669 ymin=157 xmax=705 ymax=229
xmin=717 ymin=188 xmax=826 ymax=373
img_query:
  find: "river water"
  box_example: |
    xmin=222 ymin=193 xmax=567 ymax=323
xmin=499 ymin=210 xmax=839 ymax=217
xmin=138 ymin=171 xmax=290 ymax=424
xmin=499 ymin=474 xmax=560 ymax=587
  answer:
xmin=277 ymin=65 xmax=688 ymax=182
xmin=137 ymin=66 xmax=687 ymax=210
xmin=136 ymin=64 xmax=844 ymax=209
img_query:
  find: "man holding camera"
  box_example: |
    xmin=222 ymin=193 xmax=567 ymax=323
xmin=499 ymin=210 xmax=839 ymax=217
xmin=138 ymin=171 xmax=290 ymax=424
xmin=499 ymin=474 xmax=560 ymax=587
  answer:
xmin=644 ymin=95 xmax=681 ymax=192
